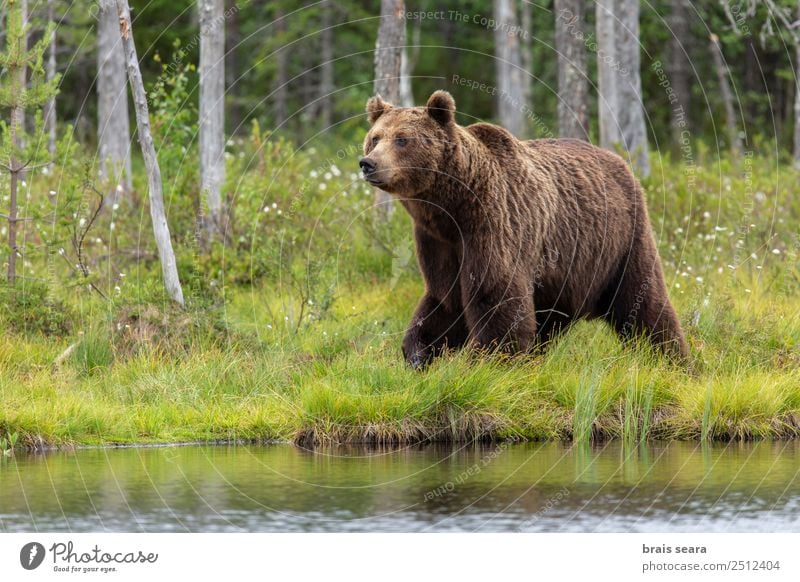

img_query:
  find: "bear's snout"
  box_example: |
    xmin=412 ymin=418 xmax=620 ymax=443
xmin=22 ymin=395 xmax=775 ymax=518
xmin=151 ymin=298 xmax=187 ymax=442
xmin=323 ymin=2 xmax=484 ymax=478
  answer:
xmin=359 ymin=157 xmax=377 ymax=176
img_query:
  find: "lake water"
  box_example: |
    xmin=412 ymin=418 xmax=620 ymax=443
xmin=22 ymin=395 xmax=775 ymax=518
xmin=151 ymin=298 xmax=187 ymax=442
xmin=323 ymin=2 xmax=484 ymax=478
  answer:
xmin=1 ymin=441 xmax=799 ymax=532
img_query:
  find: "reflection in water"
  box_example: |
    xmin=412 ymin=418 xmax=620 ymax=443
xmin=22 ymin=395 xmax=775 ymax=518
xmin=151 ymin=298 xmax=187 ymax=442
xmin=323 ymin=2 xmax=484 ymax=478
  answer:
xmin=1 ymin=441 xmax=799 ymax=532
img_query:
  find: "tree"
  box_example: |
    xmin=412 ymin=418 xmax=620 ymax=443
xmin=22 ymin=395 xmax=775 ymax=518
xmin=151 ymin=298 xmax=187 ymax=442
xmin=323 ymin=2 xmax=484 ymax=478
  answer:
xmin=793 ymin=1 xmax=799 ymax=168
xmin=554 ymin=0 xmax=589 ymax=139
xmin=319 ymin=0 xmax=335 ymax=127
xmin=273 ymin=8 xmax=289 ymax=127
xmin=115 ymin=0 xmax=185 ymax=306
xmin=493 ymin=0 xmax=526 ymax=137
xmin=0 ymin=0 xmax=59 ymax=285
xmin=709 ymin=33 xmax=742 ymax=155
xmin=597 ymin=0 xmax=650 ymax=177
xmin=596 ymin=0 xmax=621 ymax=149
xmin=97 ymin=0 xmax=132 ymax=200
xmin=198 ymin=0 xmax=226 ymax=242
xmin=44 ymin=0 xmax=57 ymax=160
xmin=373 ymin=0 xmax=405 ymax=218
xmin=666 ymin=0 xmax=691 ymax=146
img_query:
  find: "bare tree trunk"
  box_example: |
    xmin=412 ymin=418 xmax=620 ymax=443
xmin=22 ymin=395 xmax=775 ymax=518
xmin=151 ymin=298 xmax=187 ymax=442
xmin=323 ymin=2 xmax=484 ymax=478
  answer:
xmin=519 ymin=0 xmax=533 ymax=111
xmin=319 ymin=1 xmax=335 ymax=126
xmin=198 ymin=0 xmax=226 ymax=242
xmin=667 ymin=0 xmax=691 ymax=146
xmin=6 ymin=1 xmax=25 ymax=285
xmin=226 ymin=0 xmax=242 ymax=132
xmin=97 ymin=0 xmax=132 ymax=201
xmin=15 ymin=0 xmax=27 ymax=149
xmin=273 ymin=9 xmax=288 ymax=127
xmin=616 ymin=0 xmax=650 ymax=176
xmin=493 ymin=0 xmax=526 ymax=137
xmin=399 ymin=16 xmax=421 ymax=108
xmin=44 ymin=0 xmax=57 ymax=161
xmin=115 ymin=0 xmax=185 ymax=306
xmin=596 ymin=0 xmax=620 ymax=149
xmin=794 ymin=2 xmax=800 ymax=168
xmin=373 ymin=0 xmax=405 ymax=218
xmin=554 ymin=0 xmax=589 ymax=139
xmin=710 ymin=33 xmax=743 ymax=155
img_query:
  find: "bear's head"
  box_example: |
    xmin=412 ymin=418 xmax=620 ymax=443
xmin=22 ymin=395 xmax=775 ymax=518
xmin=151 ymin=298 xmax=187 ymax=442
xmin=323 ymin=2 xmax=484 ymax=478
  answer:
xmin=359 ymin=90 xmax=456 ymax=197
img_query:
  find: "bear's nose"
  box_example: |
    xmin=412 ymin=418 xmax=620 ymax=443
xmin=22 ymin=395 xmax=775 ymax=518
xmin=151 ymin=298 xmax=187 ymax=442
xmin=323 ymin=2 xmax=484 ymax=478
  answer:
xmin=359 ymin=157 xmax=376 ymax=175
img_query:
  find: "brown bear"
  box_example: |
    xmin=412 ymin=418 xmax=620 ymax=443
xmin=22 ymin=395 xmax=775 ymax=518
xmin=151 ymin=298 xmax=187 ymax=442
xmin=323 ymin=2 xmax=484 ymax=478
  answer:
xmin=360 ymin=90 xmax=688 ymax=368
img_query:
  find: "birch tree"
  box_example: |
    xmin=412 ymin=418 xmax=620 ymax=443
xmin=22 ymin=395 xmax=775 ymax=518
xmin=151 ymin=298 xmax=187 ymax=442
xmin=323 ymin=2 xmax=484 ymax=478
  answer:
xmin=493 ymin=0 xmax=526 ymax=137
xmin=554 ymin=0 xmax=589 ymax=139
xmin=97 ymin=0 xmax=132 ymax=200
xmin=319 ymin=0 xmax=335 ymax=126
xmin=709 ymin=33 xmax=742 ymax=155
xmin=373 ymin=0 xmax=405 ymax=218
xmin=115 ymin=0 xmax=185 ymax=306
xmin=596 ymin=0 xmax=621 ymax=148
xmin=198 ymin=0 xmax=226 ymax=242
xmin=597 ymin=0 xmax=649 ymax=176
xmin=667 ymin=0 xmax=691 ymax=145
xmin=44 ymin=0 xmax=57 ymax=159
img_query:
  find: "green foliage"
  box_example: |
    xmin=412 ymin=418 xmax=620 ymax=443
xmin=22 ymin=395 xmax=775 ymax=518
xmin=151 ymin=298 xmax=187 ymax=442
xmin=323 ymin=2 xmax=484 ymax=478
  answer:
xmin=0 ymin=280 xmax=72 ymax=336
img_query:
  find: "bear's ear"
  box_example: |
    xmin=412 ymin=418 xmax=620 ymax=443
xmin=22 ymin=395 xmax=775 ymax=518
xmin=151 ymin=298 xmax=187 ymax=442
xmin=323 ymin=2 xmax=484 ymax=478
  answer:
xmin=366 ymin=94 xmax=393 ymax=124
xmin=426 ymin=90 xmax=456 ymax=126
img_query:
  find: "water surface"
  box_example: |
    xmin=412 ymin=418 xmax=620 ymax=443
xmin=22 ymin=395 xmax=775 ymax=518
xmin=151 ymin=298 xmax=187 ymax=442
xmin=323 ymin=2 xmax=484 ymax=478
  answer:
xmin=1 ymin=441 xmax=799 ymax=532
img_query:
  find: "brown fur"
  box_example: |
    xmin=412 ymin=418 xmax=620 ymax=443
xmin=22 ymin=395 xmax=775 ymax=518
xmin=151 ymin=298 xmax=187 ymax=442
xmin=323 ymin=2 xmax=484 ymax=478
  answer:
xmin=361 ymin=90 xmax=689 ymax=368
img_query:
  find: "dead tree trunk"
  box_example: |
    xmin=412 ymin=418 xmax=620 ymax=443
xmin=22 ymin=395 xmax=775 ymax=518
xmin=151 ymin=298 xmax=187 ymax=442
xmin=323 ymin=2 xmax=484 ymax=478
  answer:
xmin=596 ymin=0 xmax=621 ymax=149
xmin=44 ymin=0 xmax=57 ymax=160
xmin=519 ymin=0 xmax=533 ymax=113
xmin=373 ymin=0 xmax=405 ymax=218
xmin=616 ymin=0 xmax=650 ymax=176
xmin=115 ymin=0 xmax=185 ymax=306
xmin=710 ymin=33 xmax=743 ymax=155
xmin=493 ymin=0 xmax=526 ymax=137
xmin=667 ymin=0 xmax=691 ymax=146
xmin=319 ymin=1 xmax=335 ymax=126
xmin=794 ymin=2 xmax=800 ymax=168
xmin=198 ymin=0 xmax=226 ymax=242
xmin=97 ymin=0 xmax=132 ymax=201
xmin=273 ymin=9 xmax=288 ymax=127
xmin=554 ymin=0 xmax=589 ymax=139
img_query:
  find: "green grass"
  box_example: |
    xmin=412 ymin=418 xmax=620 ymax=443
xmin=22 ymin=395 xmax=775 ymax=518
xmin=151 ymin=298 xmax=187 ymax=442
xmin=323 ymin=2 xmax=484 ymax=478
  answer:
xmin=1 ymin=148 xmax=799 ymax=448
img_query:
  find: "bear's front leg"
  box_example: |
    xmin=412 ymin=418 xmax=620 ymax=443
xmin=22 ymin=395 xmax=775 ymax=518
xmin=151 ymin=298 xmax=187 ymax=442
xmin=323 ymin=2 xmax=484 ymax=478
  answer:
xmin=402 ymin=294 xmax=469 ymax=369
xmin=459 ymin=257 xmax=537 ymax=353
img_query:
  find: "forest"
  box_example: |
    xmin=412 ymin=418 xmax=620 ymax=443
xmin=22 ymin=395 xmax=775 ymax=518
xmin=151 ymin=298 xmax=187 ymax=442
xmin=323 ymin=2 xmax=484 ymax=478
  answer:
xmin=1 ymin=0 xmax=799 ymax=449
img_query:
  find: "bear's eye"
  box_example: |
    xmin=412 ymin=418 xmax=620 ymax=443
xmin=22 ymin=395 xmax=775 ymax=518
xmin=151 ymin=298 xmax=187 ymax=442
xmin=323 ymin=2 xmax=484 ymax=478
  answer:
xmin=371 ymin=136 xmax=379 ymax=147
xmin=395 ymin=136 xmax=408 ymax=147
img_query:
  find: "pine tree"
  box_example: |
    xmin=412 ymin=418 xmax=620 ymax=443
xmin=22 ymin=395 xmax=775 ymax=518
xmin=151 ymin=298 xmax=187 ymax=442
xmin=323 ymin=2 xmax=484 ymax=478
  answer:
xmin=0 ymin=0 xmax=60 ymax=285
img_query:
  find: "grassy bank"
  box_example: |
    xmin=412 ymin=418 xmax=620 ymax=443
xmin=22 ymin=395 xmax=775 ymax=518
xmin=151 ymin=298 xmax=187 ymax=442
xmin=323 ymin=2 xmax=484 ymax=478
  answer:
xmin=1 ymin=146 xmax=800 ymax=448
xmin=2 ymin=276 xmax=799 ymax=448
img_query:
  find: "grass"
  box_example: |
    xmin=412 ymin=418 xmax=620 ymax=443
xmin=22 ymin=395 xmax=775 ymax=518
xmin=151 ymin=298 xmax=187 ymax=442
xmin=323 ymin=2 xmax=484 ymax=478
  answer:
xmin=1 ymin=276 xmax=799 ymax=449
xmin=1 ymin=147 xmax=799 ymax=448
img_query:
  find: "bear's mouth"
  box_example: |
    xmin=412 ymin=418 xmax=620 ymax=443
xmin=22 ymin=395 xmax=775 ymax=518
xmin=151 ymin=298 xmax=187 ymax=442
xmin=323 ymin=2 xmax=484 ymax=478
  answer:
xmin=365 ymin=175 xmax=389 ymax=188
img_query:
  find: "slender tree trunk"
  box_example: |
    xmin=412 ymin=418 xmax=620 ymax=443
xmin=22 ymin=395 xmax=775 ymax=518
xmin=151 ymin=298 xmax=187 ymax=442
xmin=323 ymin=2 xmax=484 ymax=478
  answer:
xmin=6 ymin=1 xmax=24 ymax=285
xmin=399 ymin=16 xmax=421 ymax=108
xmin=226 ymin=0 xmax=242 ymax=133
xmin=616 ymin=0 xmax=650 ymax=176
xmin=596 ymin=0 xmax=620 ymax=149
xmin=493 ymin=0 xmax=526 ymax=137
xmin=273 ymin=9 xmax=288 ymax=127
xmin=519 ymin=0 xmax=533 ymax=111
xmin=319 ymin=1 xmax=335 ymax=126
xmin=97 ymin=0 xmax=132 ymax=201
xmin=198 ymin=0 xmax=226 ymax=242
xmin=44 ymin=0 xmax=57 ymax=161
xmin=794 ymin=2 xmax=800 ymax=168
xmin=115 ymin=0 xmax=185 ymax=306
xmin=710 ymin=33 xmax=743 ymax=155
xmin=15 ymin=0 xmax=27 ymax=149
xmin=373 ymin=0 xmax=405 ymax=218
xmin=667 ymin=0 xmax=691 ymax=145
xmin=554 ymin=0 xmax=589 ymax=139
